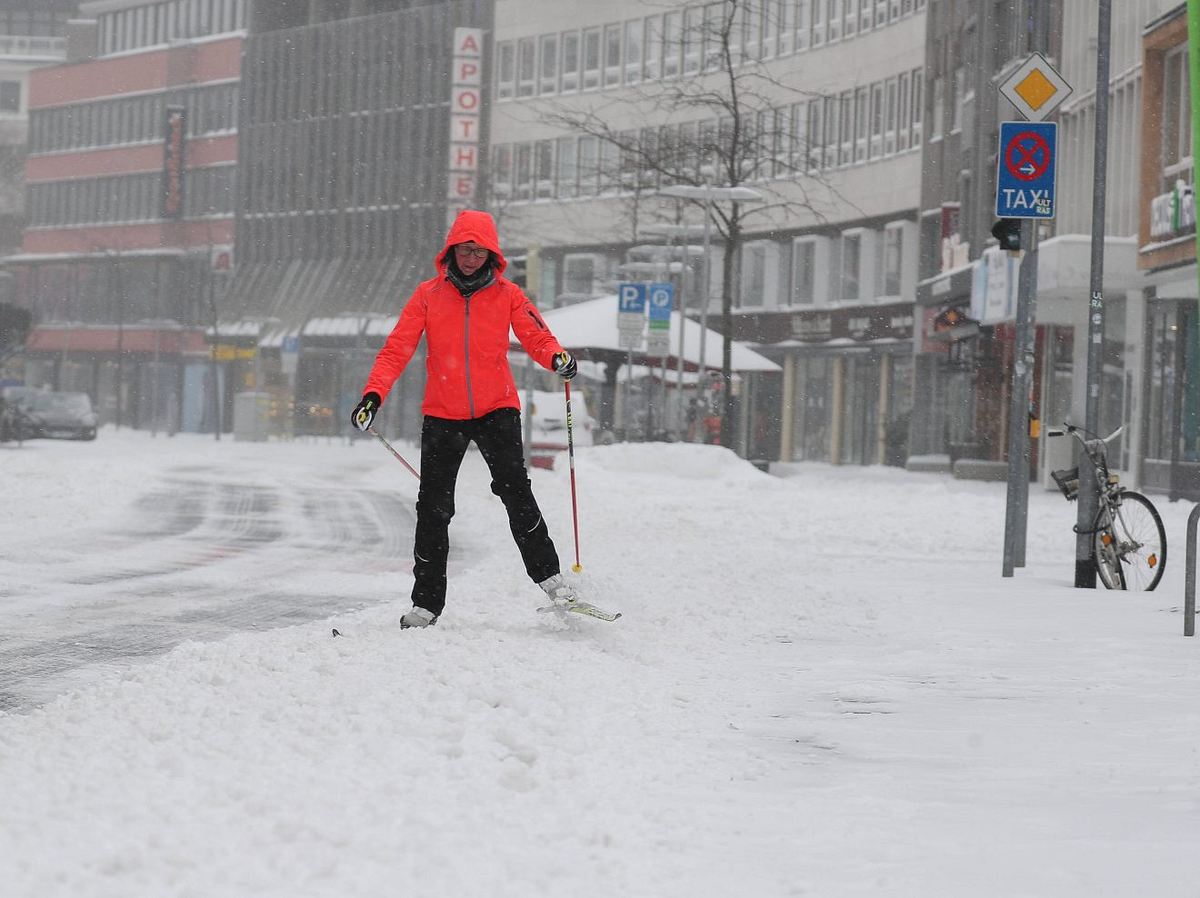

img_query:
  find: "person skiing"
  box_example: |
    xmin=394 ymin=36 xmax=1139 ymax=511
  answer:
xmin=350 ymin=209 xmax=580 ymax=629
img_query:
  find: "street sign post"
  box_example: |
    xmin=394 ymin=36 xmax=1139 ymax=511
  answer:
xmin=617 ymin=282 xmax=647 ymax=351
xmin=995 ymin=121 xmax=1057 ymax=219
xmin=646 ymin=281 xmax=673 ymax=357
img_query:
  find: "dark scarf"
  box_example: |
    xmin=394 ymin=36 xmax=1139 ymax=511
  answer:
xmin=445 ymin=255 xmax=496 ymax=298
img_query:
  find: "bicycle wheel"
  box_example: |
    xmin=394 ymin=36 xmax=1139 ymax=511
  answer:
xmin=1093 ymin=519 xmax=1126 ymax=590
xmin=1109 ymin=490 xmax=1167 ymax=591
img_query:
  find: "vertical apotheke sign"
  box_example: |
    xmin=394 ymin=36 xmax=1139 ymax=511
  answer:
xmin=162 ymin=105 xmax=186 ymax=219
xmin=447 ymin=27 xmax=483 ymax=221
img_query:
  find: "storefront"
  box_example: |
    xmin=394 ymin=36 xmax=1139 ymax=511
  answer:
xmin=754 ymin=301 xmax=914 ymax=465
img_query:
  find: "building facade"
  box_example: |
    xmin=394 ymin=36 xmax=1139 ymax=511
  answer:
xmin=909 ymin=0 xmax=1177 ymax=500
xmin=1137 ymin=3 xmax=1200 ymax=499
xmin=489 ymin=0 xmax=927 ymax=462
xmin=0 ymin=1 xmax=75 ymax=261
xmin=9 ymin=0 xmax=246 ymax=433
xmin=223 ymin=0 xmax=493 ymax=439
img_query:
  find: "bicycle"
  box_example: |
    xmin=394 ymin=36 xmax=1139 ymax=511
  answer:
xmin=1048 ymin=423 xmax=1167 ymax=591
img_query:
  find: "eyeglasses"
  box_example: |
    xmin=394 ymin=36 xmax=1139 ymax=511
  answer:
xmin=455 ymin=245 xmax=489 ymax=259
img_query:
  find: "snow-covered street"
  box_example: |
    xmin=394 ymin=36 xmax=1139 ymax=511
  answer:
xmin=2 ymin=428 xmax=1198 ymax=897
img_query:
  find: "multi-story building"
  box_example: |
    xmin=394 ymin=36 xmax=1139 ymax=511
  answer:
xmin=223 ymin=0 xmax=492 ymax=438
xmin=1136 ymin=2 xmax=1200 ymax=498
xmin=910 ymin=0 xmax=1167 ymax=496
xmin=9 ymin=0 xmax=246 ymax=432
xmin=489 ymin=0 xmax=927 ymax=463
xmin=0 ymin=1 xmax=75 ymax=261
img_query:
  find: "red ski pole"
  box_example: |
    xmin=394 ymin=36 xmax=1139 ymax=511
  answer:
xmin=368 ymin=426 xmax=420 ymax=481
xmin=563 ymin=378 xmax=583 ymax=573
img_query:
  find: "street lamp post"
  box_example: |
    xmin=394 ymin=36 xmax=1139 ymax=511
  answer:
xmin=642 ymin=221 xmax=707 ymax=435
xmin=657 ymin=184 xmax=764 ymax=445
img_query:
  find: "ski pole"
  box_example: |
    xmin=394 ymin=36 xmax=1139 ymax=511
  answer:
xmin=368 ymin=426 xmax=420 ymax=481
xmin=563 ymin=377 xmax=582 ymax=573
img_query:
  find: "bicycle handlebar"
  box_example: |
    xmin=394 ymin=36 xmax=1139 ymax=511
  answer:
xmin=1045 ymin=422 xmax=1123 ymax=444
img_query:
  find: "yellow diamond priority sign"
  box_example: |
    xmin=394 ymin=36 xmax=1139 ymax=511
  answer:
xmin=999 ymin=52 xmax=1073 ymax=122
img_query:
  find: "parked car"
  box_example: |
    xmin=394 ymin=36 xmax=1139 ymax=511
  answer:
xmin=6 ymin=390 xmax=98 ymax=441
xmin=525 ymin=388 xmax=593 ymax=469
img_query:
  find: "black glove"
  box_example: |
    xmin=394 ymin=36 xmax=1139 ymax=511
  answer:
xmin=351 ymin=392 xmax=381 ymax=432
xmin=552 ymin=351 xmax=577 ymax=381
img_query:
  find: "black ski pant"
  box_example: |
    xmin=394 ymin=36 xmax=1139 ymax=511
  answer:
xmin=411 ymin=408 xmax=560 ymax=615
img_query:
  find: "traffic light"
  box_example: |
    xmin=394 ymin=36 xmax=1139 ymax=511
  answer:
xmin=991 ymin=218 xmax=1022 ymax=252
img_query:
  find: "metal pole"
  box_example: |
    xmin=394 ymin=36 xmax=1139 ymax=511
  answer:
xmin=112 ymin=254 xmax=124 ymax=430
xmin=675 ymin=215 xmax=688 ymax=436
xmin=208 ymin=255 xmax=221 ymax=441
xmin=1003 ymin=221 xmax=1037 ymax=576
xmin=698 ymin=191 xmax=713 ymax=378
xmin=1076 ymin=0 xmax=1112 ymax=588
xmin=1186 ymin=504 xmax=1199 ymax=636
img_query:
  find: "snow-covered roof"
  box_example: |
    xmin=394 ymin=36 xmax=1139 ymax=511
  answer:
xmin=517 ymin=294 xmax=780 ymax=372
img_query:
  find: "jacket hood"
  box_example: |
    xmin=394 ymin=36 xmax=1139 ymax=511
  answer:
xmin=437 ymin=209 xmax=507 ymax=276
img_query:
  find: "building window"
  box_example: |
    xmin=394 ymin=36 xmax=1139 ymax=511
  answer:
xmin=1163 ymin=45 xmax=1192 ymax=191
xmin=662 ymin=11 xmax=682 ymax=79
xmin=555 ymin=136 xmax=577 ymax=197
xmin=882 ymin=224 xmax=903 ymax=296
xmin=741 ymin=240 xmax=770 ymax=308
xmin=604 ymin=23 xmax=622 ymax=87
xmin=491 ymin=144 xmax=513 ymax=199
xmin=897 ymin=72 xmax=911 ymax=151
xmin=795 ymin=0 xmax=810 ymax=52
xmin=839 ymin=90 xmax=853 ymax=166
xmin=494 ymin=39 xmax=517 ymax=100
xmin=561 ymin=31 xmax=580 ymax=92
xmin=910 ymin=69 xmax=923 ymax=147
xmin=578 ymin=135 xmax=598 ymax=195
xmin=683 ymin=6 xmax=701 ymax=74
xmin=859 ymin=0 xmax=873 ymax=32
xmin=514 ymin=142 xmax=532 ymax=200
xmin=884 ymin=77 xmax=898 ymax=154
xmin=840 ymin=231 xmax=861 ymax=300
xmin=824 ymin=94 xmax=839 ymax=168
xmin=951 ymin=66 xmax=964 ymax=133
xmin=643 ymin=16 xmax=662 ymax=80
xmin=806 ymin=99 xmax=823 ymax=171
xmin=791 ymin=238 xmax=817 ymax=304
xmin=536 ymin=140 xmax=555 ymax=199
xmin=0 ymin=81 xmax=20 ymax=115
xmin=742 ymin=1 xmax=761 ymax=61
xmin=623 ymin=19 xmax=642 ymax=84
xmin=538 ymin=34 xmax=558 ymax=95
xmin=582 ymin=27 xmax=602 ymax=90
xmin=843 ymin=0 xmax=856 ymax=40
xmin=854 ymin=86 xmax=868 ymax=162
xmin=779 ymin=0 xmax=795 ymax=56
xmin=516 ymin=37 xmax=536 ymax=98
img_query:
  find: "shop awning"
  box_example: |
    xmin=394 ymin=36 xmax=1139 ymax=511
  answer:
xmin=26 ymin=325 xmax=207 ymax=354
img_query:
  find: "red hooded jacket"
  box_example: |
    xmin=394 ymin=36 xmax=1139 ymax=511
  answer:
xmin=363 ymin=210 xmax=565 ymax=420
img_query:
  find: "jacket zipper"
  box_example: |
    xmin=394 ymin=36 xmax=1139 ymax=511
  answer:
xmin=463 ymin=295 xmax=475 ymax=418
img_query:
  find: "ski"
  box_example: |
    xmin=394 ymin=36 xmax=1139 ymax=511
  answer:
xmin=536 ymin=601 xmax=622 ymax=622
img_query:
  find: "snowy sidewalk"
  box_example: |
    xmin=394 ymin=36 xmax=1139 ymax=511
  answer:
xmin=1 ymin=430 xmax=1198 ymax=897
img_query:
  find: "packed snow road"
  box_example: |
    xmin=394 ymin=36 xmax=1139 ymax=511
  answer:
xmin=0 ymin=437 xmax=415 ymax=710
xmin=1 ymin=429 xmax=1199 ymax=897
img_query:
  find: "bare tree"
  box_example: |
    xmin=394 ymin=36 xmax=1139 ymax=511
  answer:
xmin=534 ymin=0 xmax=856 ymax=448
